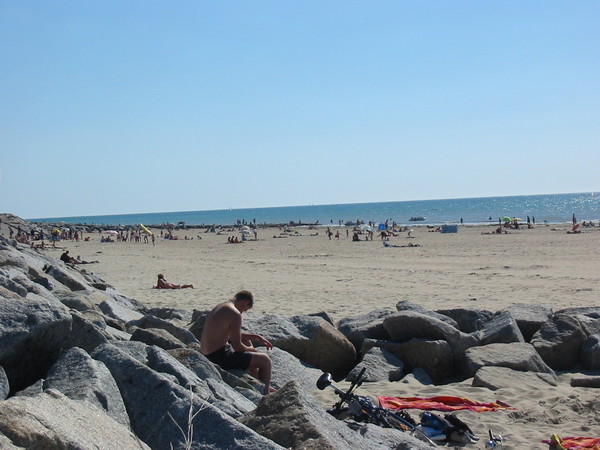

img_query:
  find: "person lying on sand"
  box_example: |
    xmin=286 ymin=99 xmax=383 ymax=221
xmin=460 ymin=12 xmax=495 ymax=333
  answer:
xmin=383 ymin=241 xmax=421 ymax=248
xmin=200 ymin=290 xmax=274 ymax=395
xmin=155 ymin=273 xmax=193 ymax=289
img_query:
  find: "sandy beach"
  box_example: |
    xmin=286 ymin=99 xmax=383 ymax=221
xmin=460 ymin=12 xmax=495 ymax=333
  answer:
xmin=21 ymin=222 xmax=600 ymax=448
xmin=47 ymin=223 xmax=599 ymax=320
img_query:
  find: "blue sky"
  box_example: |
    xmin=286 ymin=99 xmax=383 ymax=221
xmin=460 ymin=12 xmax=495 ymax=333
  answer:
xmin=1 ymin=1 xmax=599 ymax=219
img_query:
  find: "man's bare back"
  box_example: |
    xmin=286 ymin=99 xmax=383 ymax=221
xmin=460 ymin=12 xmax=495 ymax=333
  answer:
xmin=200 ymin=300 xmax=244 ymax=355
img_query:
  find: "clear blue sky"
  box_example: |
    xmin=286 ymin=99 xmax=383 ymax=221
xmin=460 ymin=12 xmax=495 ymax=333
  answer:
xmin=1 ymin=1 xmax=599 ymax=219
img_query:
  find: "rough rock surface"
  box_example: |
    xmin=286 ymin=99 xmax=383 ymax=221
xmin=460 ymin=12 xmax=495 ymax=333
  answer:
xmin=464 ymin=342 xmax=555 ymax=377
xmin=44 ymin=347 xmax=131 ymax=427
xmin=240 ymin=380 xmax=431 ymax=450
xmin=531 ymin=314 xmax=588 ymax=370
xmin=0 ymin=389 xmax=149 ymax=449
xmin=0 ymin=297 xmax=72 ymax=393
xmin=472 ymin=366 xmax=556 ymax=390
xmin=345 ymin=346 xmax=404 ymax=382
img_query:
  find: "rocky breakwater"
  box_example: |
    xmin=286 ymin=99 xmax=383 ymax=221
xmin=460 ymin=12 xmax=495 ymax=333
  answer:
xmin=1 ymin=228 xmax=600 ymax=448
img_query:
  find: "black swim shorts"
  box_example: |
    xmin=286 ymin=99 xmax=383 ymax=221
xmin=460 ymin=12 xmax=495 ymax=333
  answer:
xmin=205 ymin=345 xmax=252 ymax=370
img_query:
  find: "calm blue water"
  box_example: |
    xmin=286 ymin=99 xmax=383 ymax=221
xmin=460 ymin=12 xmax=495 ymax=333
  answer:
xmin=30 ymin=193 xmax=599 ymax=227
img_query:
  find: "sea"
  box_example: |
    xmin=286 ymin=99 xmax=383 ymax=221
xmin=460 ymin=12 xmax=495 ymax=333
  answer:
xmin=28 ymin=192 xmax=600 ymax=228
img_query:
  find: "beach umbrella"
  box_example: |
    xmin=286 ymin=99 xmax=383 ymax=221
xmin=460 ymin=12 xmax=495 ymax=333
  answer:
xmin=361 ymin=224 xmax=373 ymax=232
xmin=241 ymin=229 xmax=252 ymax=236
xmin=502 ymin=217 xmax=512 ymax=223
xmin=103 ymin=230 xmax=118 ymax=235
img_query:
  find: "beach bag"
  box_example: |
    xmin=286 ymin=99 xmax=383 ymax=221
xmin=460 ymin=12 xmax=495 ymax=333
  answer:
xmin=445 ymin=413 xmax=479 ymax=444
xmin=418 ymin=412 xmax=479 ymax=443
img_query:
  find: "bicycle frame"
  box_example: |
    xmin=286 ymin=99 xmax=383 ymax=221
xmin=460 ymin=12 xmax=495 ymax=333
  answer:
xmin=317 ymin=369 xmax=437 ymax=447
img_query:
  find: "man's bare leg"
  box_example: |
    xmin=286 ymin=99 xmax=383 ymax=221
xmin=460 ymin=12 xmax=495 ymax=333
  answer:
xmin=249 ymin=353 xmax=273 ymax=395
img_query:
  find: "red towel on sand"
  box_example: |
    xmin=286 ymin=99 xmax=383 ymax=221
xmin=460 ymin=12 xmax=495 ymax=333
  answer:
xmin=378 ymin=395 xmax=515 ymax=413
xmin=542 ymin=434 xmax=600 ymax=449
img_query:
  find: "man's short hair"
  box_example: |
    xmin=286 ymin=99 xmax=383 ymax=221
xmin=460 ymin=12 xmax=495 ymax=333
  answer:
xmin=234 ymin=290 xmax=254 ymax=307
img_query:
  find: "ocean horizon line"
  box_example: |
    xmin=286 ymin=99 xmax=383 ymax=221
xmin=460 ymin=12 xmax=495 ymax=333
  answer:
xmin=27 ymin=190 xmax=596 ymax=223
xmin=26 ymin=191 xmax=599 ymax=227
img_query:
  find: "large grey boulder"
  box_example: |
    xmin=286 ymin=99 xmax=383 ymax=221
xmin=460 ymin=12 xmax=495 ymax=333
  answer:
xmin=435 ymin=307 xmax=494 ymax=333
xmin=62 ymin=311 xmax=110 ymax=353
xmin=345 ymin=346 xmax=404 ymax=382
xmin=10 ymin=272 xmax=51 ymax=297
xmin=0 ymin=296 xmax=72 ymax=393
xmin=144 ymin=346 xmax=257 ymax=418
xmin=240 ymin=380 xmax=431 ymax=450
xmin=241 ymin=313 xmax=356 ymax=379
xmin=92 ymin=343 xmax=282 ymax=449
xmin=531 ymin=314 xmax=588 ymax=370
xmin=146 ymin=345 xmax=204 ymax=390
xmin=501 ymin=303 xmax=553 ymax=342
xmin=557 ymin=306 xmax=600 ymax=318
xmin=100 ymin=298 xmax=144 ymax=323
xmin=27 ymin=266 xmax=54 ymax=291
xmin=241 ymin=313 xmax=306 ymax=347
xmin=464 ymin=343 xmax=555 ymax=378
xmin=43 ymin=265 xmax=88 ymax=291
xmin=0 ymin=274 xmax=28 ymax=297
xmin=575 ymin=314 xmax=600 ymax=337
xmin=396 ymin=300 xmax=459 ymax=328
xmin=167 ymin=347 xmax=262 ymax=406
xmin=269 ymin=347 xmax=323 ymax=393
xmin=0 ymin=389 xmax=149 ymax=449
xmin=472 ymin=366 xmax=556 ymax=390
xmin=131 ymin=327 xmax=187 ymax=350
xmin=337 ymin=308 xmax=395 ymax=351
xmin=581 ymin=334 xmax=600 ymax=370
xmin=54 ymin=289 xmax=98 ymax=312
xmin=383 ymin=311 xmax=478 ymax=356
xmin=570 ymin=376 xmax=600 ymax=388
xmin=147 ymin=306 xmax=193 ymax=324
xmin=366 ymin=338 xmax=455 ymax=383
xmin=475 ymin=311 xmax=525 ymax=345
xmin=284 ymin=315 xmax=357 ymax=378
xmin=168 ymin=347 xmax=223 ymax=381
xmin=43 ymin=347 xmax=130 ymax=427
xmin=128 ymin=314 xmax=199 ymax=345
xmin=102 ymin=289 xmax=148 ymax=313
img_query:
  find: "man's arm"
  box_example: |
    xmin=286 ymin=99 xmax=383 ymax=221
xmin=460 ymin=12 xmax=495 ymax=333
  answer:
xmin=241 ymin=332 xmax=273 ymax=350
xmin=229 ymin=313 xmax=256 ymax=352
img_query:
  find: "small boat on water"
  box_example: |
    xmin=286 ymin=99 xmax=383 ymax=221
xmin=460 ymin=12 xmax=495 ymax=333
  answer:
xmin=409 ymin=216 xmax=425 ymax=222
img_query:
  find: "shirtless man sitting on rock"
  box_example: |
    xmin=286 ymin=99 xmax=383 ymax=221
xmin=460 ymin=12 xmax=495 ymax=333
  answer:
xmin=200 ymin=290 xmax=274 ymax=395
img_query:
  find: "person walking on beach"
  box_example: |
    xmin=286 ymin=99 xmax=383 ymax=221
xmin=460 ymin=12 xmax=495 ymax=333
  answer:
xmin=200 ymin=290 xmax=274 ymax=395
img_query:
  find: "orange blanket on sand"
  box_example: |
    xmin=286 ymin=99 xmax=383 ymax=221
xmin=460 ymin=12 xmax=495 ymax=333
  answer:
xmin=543 ymin=434 xmax=600 ymax=449
xmin=378 ymin=395 xmax=515 ymax=413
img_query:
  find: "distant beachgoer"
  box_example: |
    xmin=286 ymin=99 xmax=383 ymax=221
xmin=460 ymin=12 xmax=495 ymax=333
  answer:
xmin=75 ymin=255 xmax=99 ymax=264
xmin=60 ymin=250 xmax=74 ymax=264
xmin=155 ymin=274 xmax=193 ymax=289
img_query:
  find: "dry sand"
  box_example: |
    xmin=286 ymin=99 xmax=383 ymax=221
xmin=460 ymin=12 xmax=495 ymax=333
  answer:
xmin=37 ymin=223 xmax=600 ymax=448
